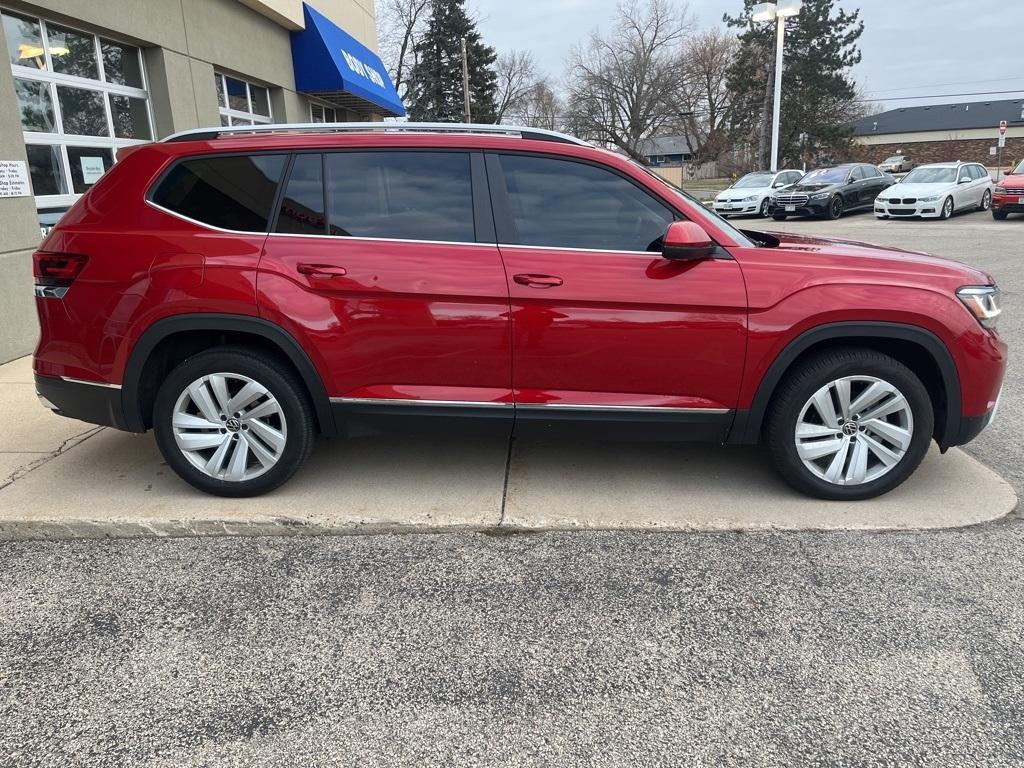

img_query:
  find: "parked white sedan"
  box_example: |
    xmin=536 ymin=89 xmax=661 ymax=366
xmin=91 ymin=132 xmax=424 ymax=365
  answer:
xmin=874 ymin=162 xmax=993 ymax=219
xmin=714 ymin=169 xmax=804 ymax=217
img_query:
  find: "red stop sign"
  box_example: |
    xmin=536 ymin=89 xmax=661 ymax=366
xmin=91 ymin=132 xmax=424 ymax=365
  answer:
xmin=1000 ymin=120 xmax=1007 ymax=135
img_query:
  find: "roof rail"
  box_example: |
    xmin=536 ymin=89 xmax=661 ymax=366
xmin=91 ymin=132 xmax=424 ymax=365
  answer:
xmin=162 ymin=121 xmax=591 ymax=147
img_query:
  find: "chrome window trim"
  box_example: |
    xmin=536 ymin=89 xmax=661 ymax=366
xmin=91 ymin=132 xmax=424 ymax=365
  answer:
xmin=60 ymin=375 xmax=121 ymax=389
xmin=330 ymin=396 xmax=728 ymax=414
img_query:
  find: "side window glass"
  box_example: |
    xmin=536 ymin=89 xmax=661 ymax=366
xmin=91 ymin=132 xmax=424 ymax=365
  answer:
xmin=324 ymin=151 xmax=475 ymax=242
xmin=496 ymin=154 xmax=674 ymax=251
xmin=151 ymin=154 xmax=285 ymax=231
xmin=277 ymin=153 xmax=325 ymax=235
xmin=867 ymin=166 xmax=882 ymax=178
xmin=973 ymin=165 xmax=987 ymax=180
xmin=958 ymin=166 xmax=971 ymax=182
xmin=850 ymin=166 xmax=866 ymax=181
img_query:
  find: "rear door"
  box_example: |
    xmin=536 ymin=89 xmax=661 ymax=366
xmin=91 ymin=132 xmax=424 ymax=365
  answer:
xmin=487 ymin=152 xmax=747 ymax=439
xmin=257 ymin=149 xmax=513 ymax=432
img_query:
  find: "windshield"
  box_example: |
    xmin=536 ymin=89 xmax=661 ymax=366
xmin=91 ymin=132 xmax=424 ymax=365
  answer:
xmin=883 ymin=156 xmax=903 ymax=163
xmin=901 ymin=167 xmax=957 ymax=184
xmin=1012 ymin=160 xmax=1024 ymax=176
xmin=631 ymin=161 xmax=754 ymax=247
xmin=733 ymin=172 xmax=774 ymax=189
xmin=799 ymin=167 xmax=849 ymax=185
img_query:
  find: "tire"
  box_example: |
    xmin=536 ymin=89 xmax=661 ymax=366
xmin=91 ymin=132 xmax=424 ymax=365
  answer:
xmin=993 ymin=209 xmax=1008 ymax=221
xmin=940 ymin=196 xmax=954 ymax=220
xmin=759 ymin=198 xmax=770 ymax=217
xmin=765 ymin=347 xmax=934 ymax=501
xmin=826 ymin=195 xmax=844 ymax=220
xmin=979 ymin=189 xmax=991 ymax=211
xmin=153 ymin=346 xmax=316 ymax=497
xmin=772 ymin=214 xmax=787 ymax=221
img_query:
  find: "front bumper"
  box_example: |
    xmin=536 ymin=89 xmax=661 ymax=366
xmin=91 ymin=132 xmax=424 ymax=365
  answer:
xmin=992 ymin=192 xmax=1024 ymax=214
xmin=766 ymin=199 xmax=829 ymax=217
xmin=35 ymin=373 xmax=128 ymax=430
xmin=713 ymin=200 xmax=762 ymax=216
xmin=874 ymin=200 xmax=942 ymax=218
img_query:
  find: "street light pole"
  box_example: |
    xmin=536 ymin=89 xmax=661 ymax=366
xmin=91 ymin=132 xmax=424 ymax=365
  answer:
xmin=753 ymin=1 xmax=801 ymax=172
xmin=769 ymin=18 xmax=785 ymax=172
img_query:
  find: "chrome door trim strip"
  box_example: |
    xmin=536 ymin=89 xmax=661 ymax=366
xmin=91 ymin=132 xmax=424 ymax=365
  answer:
xmin=330 ymin=397 xmax=729 ymax=414
xmin=60 ymin=376 xmax=122 ymax=390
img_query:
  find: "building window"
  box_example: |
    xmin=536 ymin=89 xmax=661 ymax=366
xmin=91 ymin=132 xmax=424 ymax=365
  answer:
xmin=215 ymin=73 xmax=272 ymax=126
xmin=309 ymin=102 xmax=337 ymax=124
xmin=2 ymin=8 xmax=153 ymax=211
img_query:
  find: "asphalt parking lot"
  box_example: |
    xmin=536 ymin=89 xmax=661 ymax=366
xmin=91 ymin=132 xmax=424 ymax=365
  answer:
xmin=2 ymin=209 xmax=1023 ymax=767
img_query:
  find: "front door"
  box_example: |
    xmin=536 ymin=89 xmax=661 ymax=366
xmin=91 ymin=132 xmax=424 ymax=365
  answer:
xmin=258 ymin=149 xmax=513 ymax=433
xmin=486 ymin=152 xmax=747 ymax=440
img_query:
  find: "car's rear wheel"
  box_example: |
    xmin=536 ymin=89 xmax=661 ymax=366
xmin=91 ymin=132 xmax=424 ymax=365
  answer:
xmin=940 ymin=196 xmax=954 ymax=220
xmin=765 ymin=348 xmax=933 ymax=500
xmin=979 ymin=189 xmax=992 ymax=211
xmin=826 ymin=195 xmax=844 ymax=220
xmin=153 ymin=347 xmax=315 ymax=497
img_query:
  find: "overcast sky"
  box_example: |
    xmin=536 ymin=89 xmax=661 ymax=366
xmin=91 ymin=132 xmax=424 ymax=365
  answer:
xmin=474 ymin=0 xmax=1018 ymax=111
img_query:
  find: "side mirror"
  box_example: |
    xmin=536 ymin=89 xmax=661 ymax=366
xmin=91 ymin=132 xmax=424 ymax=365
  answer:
xmin=662 ymin=221 xmax=715 ymax=261
xmin=773 ymin=181 xmax=785 ymax=188
xmin=958 ymin=177 xmax=971 ymax=184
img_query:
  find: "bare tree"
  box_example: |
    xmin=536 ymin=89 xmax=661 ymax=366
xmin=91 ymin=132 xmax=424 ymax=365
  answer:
xmin=492 ymin=50 xmax=539 ymax=123
xmin=563 ymin=0 xmax=692 ymax=162
xmin=378 ymin=0 xmax=430 ymax=100
xmin=505 ymin=79 xmax=563 ymax=130
xmin=675 ymin=28 xmax=737 ymax=160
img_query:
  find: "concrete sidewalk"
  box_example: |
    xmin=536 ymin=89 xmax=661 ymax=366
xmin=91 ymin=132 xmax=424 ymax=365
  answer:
xmin=0 ymin=356 xmax=1016 ymax=538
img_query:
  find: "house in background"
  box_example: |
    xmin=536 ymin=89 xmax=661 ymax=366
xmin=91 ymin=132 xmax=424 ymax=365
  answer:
xmin=639 ymin=135 xmax=695 ymax=166
xmin=851 ymin=99 xmax=1024 ymax=167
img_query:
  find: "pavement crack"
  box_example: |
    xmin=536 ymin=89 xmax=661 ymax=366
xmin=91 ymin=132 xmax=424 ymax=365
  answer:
xmin=0 ymin=427 xmax=105 ymax=491
xmin=497 ymin=434 xmax=514 ymax=527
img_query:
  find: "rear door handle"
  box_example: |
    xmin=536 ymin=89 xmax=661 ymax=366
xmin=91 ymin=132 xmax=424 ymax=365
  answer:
xmin=513 ymin=273 xmax=563 ymax=288
xmin=297 ymin=263 xmax=347 ymax=278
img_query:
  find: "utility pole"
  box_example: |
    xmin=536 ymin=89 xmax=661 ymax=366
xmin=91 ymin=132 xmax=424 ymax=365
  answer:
xmin=461 ymin=37 xmax=471 ymax=123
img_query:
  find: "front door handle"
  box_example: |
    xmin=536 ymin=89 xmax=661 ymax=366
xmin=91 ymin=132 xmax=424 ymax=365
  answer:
xmin=513 ymin=273 xmax=563 ymax=288
xmin=297 ymin=263 xmax=347 ymax=278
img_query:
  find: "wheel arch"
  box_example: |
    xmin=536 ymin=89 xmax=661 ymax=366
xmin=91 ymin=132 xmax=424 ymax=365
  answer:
xmin=728 ymin=322 xmax=961 ymax=449
xmin=121 ymin=313 xmax=337 ymax=437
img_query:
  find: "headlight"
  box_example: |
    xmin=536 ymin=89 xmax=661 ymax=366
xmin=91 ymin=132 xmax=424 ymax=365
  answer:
xmin=957 ymin=286 xmax=1001 ymax=330
xmin=919 ymin=195 xmax=939 ymax=202
xmin=994 ymin=186 xmax=1006 ymax=194
xmin=743 ymin=195 xmax=757 ymax=201
xmin=809 ymin=192 xmax=829 ymax=200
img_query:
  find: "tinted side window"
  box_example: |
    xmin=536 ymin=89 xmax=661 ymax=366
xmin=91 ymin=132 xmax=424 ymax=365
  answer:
xmin=850 ymin=166 xmax=866 ymax=181
xmin=325 ymin=151 xmax=475 ymax=242
xmin=277 ymin=153 xmax=325 ymax=235
xmin=496 ymin=154 xmax=674 ymax=251
xmin=866 ymin=166 xmax=882 ymax=178
xmin=152 ymin=154 xmax=285 ymax=231
xmin=973 ymin=165 xmax=988 ymax=180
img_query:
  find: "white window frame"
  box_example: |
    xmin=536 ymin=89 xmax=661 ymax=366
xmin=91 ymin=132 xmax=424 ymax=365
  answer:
xmin=216 ymin=72 xmax=273 ymax=126
xmin=309 ymin=101 xmax=337 ymax=124
xmin=4 ymin=8 xmax=154 ymax=210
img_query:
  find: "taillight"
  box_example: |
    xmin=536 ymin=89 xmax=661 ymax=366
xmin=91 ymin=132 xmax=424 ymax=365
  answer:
xmin=33 ymin=251 xmax=88 ymax=298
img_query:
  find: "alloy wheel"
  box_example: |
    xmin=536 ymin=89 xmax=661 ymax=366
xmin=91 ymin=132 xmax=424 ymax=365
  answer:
xmin=981 ymin=190 xmax=991 ymax=211
xmin=793 ymin=375 xmax=914 ymax=486
xmin=942 ymin=197 xmax=954 ymax=219
xmin=830 ymin=196 xmax=843 ymax=219
xmin=171 ymin=372 xmax=288 ymax=481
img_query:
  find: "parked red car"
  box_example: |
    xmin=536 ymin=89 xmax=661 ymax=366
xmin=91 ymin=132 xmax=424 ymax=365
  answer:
xmin=32 ymin=124 xmax=1006 ymax=500
xmin=993 ymin=160 xmax=1024 ymax=219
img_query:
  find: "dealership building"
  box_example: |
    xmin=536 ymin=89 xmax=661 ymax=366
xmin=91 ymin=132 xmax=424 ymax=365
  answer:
xmin=0 ymin=0 xmax=403 ymax=362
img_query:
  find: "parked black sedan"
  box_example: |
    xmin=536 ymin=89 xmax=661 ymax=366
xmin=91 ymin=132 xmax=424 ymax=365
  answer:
xmin=767 ymin=163 xmax=895 ymax=220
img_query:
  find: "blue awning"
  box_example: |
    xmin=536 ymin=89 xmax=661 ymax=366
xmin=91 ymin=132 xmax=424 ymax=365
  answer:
xmin=291 ymin=3 xmax=405 ymax=117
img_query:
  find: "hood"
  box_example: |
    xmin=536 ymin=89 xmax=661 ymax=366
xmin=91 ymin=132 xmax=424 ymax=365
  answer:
xmin=716 ymin=185 xmax=771 ymax=200
xmin=998 ymin=173 xmax=1024 ymax=190
xmin=758 ymin=230 xmax=993 ymax=284
xmin=879 ymin=182 xmax=954 ymax=198
xmin=787 ymin=182 xmax=840 ymax=193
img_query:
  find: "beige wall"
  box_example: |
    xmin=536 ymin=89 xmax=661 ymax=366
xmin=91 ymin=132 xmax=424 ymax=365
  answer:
xmin=0 ymin=0 xmax=383 ymax=362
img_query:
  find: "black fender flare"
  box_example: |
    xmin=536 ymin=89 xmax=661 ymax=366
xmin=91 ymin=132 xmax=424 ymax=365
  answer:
xmin=121 ymin=313 xmax=336 ymax=436
xmin=727 ymin=321 xmax=961 ymax=448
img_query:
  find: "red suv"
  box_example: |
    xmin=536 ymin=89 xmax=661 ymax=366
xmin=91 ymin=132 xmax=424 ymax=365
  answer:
xmin=993 ymin=160 xmax=1024 ymax=220
xmin=32 ymin=123 xmax=1006 ymax=500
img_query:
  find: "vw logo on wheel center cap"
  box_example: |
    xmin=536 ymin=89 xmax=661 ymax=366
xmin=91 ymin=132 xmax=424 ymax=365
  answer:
xmin=225 ymin=417 xmax=242 ymax=432
xmin=842 ymin=422 xmax=858 ymax=436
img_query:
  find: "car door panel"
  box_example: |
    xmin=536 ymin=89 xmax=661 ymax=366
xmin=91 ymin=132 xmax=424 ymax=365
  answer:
xmin=486 ymin=152 xmax=747 ymax=438
xmin=257 ymin=150 xmax=514 ymax=426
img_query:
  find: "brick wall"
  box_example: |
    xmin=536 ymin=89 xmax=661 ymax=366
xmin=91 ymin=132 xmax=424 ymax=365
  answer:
xmin=851 ymin=137 xmax=1024 ymax=169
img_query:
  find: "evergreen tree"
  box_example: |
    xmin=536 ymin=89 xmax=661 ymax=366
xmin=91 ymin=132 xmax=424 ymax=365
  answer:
xmin=406 ymin=0 xmax=498 ymax=123
xmin=724 ymin=0 xmax=863 ymax=169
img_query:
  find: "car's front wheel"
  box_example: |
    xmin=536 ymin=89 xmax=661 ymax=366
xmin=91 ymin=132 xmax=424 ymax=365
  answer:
xmin=153 ymin=347 xmax=315 ymax=497
xmin=940 ymin=196 xmax=954 ymax=220
xmin=759 ymin=198 xmax=770 ymax=217
xmin=765 ymin=348 xmax=933 ymax=500
xmin=826 ymin=195 xmax=844 ymax=220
